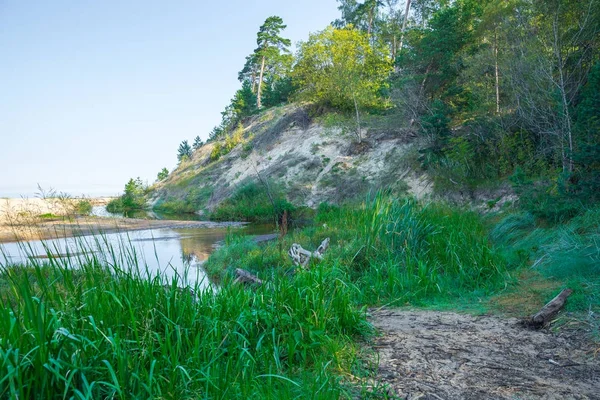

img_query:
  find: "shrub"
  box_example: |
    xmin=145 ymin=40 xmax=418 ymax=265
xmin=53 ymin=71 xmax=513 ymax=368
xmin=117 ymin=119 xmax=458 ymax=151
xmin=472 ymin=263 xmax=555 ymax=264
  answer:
xmin=210 ymin=181 xmax=295 ymax=223
xmin=76 ymin=199 xmax=92 ymax=215
xmin=106 ymin=178 xmax=147 ymax=214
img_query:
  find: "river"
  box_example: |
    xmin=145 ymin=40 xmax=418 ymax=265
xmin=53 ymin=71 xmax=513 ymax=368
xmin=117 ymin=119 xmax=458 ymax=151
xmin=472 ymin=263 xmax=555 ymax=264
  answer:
xmin=0 ymin=209 xmax=275 ymax=291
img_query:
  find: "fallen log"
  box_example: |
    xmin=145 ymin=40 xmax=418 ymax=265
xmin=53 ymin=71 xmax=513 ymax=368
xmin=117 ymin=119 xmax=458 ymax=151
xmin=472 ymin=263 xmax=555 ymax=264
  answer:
xmin=529 ymin=288 xmax=573 ymax=329
xmin=234 ymin=268 xmax=263 ymax=285
xmin=288 ymin=238 xmax=330 ymax=268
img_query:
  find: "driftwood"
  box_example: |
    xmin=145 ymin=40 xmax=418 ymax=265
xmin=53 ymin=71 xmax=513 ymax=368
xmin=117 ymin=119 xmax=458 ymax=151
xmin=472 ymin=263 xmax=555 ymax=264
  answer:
xmin=234 ymin=268 xmax=263 ymax=285
xmin=288 ymin=238 xmax=330 ymax=268
xmin=529 ymin=288 xmax=573 ymax=329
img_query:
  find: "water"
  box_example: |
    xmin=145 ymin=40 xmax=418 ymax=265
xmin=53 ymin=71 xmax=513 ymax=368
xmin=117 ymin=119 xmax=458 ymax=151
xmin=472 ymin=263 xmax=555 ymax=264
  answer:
xmin=0 ymin=224 xmax=275 ymax=291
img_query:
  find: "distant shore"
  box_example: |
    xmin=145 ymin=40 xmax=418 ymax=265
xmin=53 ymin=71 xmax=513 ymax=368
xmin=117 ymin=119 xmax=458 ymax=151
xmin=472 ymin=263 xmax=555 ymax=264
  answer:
xmin=0 ymin=198 xmax=243 ymax=244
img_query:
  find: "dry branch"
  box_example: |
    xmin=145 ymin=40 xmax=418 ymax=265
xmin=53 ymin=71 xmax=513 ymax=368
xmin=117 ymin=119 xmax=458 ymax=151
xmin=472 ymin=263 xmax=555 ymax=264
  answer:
xmin=529 ymin=288 xmax=573 ymax=328
xmin=288 ymin=238 xmax=330 ymax=268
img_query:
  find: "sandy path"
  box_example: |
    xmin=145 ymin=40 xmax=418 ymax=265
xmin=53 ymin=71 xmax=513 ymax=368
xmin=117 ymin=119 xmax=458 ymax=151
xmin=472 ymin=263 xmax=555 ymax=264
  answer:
xmin=371 ymin=309 xmax=600 ymax=400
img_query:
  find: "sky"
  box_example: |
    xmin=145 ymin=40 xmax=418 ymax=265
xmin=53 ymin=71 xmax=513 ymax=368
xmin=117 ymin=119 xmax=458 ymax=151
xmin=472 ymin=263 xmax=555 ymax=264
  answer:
xmin=0 ymin=0 xmax=340 ymax=197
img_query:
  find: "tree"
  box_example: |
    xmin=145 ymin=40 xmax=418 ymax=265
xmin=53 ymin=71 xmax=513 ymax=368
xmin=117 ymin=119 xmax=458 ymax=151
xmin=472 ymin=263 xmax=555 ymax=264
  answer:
xmin=293 ymin=26 xmax=393 ymax=141
xmin=122 ymin=178 xmax=146 ymax=210
xmin=504 ymin=0 xmax=599 ymax=173
xmin=238 ymin=54 xmax=261 ymax=93
xmin=231 ymin=81 xmax=257 ymax=117
xmin=334 ymin=0 xmax=385 ymax=38
xmin=177 ymin=140 xmax=193 ymax=162
xmin=254 ymin=16 xmax=292 ymax=108
xmin=193 ymin=136 xmax=203 ymax=150
xmin=157 ymin=168 xmax=169 ymax=181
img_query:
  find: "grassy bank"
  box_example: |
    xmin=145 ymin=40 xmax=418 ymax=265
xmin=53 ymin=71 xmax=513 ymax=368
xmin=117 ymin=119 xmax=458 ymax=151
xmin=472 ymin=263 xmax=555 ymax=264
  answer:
xmin=489 ymin=208 xmax=600 ymax=324
xmin=206 ymin=193 xmax=511 ymax=308
xmin=2 ymin=193 xmax=597 ymax=398
xmin=0 ymin=256 xmax=373 ymax=398
xmin=209 ymin=182 xmax=295 ymax=223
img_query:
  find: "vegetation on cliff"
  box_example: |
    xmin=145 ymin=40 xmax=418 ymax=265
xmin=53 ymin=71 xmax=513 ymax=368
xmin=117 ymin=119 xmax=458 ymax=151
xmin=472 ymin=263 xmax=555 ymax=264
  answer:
xmin=151 ymin=0 xmax=600 ymax=224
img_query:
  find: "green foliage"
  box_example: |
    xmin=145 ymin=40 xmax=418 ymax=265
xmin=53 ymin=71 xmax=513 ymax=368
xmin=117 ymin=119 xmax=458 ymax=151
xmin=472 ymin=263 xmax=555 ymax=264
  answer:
xmin=261 ymin=76 xmax=296 ymax=108
xmin=156 ymin=167 xmax=169 ymax=181
xmin=208 ymin=192 xmax=510 ymax=307
xmin=153 ymin=186 xmax=213 ymax=215
xmin=106 ymin=178 xmax=147 ymax=214
xmin=293 ymin=26 xmax=392 ymax=111
xmin=210 ymin=142 xmax=224 ymax=161
xmin=491 ymin=206 xmax=600 ymax=314
xmin=510 ymin=168 xmax=581 ymax=224
xmin=225 ymin=123 xmax=244 ymax=152
xmin=209 ymin=124 xmax=245 ymax=162
xmin=210 ymin=181 xmax=295 ymax=223
xmin=572 ymin=62 xmax=600 ymax=202
xmin=0 ymin=243 xmax=368 ymax=398
xmin=177 ymin=140 xmax=193 ymax=162
xmin=75 ymin=199 xmax=92 ymax=215
xmin=203 ymin=194 xmax=521 ymax=340
xmin=231 ymin=81 xmax=257 ymax=117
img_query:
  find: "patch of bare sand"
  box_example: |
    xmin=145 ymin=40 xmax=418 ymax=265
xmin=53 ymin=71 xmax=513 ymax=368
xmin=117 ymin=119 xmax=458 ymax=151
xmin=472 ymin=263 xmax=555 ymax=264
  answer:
xmin=0 ymin=197 xmax=112 ymax=221
xmin=371 ymin=309 xmax=600 ymax=399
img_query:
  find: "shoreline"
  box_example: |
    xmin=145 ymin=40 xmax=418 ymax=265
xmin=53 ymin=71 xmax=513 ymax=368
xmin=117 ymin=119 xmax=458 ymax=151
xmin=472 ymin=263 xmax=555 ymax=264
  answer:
xmin=0 ymin=197 xmax=245 ymax=244
xmin=0 ymin=216 xmax=246 ymax=244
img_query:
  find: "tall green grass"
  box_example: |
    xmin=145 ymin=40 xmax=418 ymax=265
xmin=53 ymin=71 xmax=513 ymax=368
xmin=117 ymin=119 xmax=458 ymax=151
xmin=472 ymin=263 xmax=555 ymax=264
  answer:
xmin=205 ymin=192 xmax=511 ymax=308
xmin=209 ymin=182 xmax=295 ymax=223
xmin=0 ymin=241 xmax=370 ymax=398
xmin=491 ymin=207 xmax=600 ymax=313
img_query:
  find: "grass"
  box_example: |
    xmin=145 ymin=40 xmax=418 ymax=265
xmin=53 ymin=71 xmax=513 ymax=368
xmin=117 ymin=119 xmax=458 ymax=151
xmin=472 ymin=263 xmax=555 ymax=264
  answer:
xmin=489 ymin=208 xmax=600 ymax=319
xmin=0 ymin=240 xmax=372 ymax=399
xmin=209 ymin=182 xmax=295 ymax=223
xmin=205 ymin=192 xmax=512 ymax=308
xmin=2 ymin=192 xmax=597 ymax=398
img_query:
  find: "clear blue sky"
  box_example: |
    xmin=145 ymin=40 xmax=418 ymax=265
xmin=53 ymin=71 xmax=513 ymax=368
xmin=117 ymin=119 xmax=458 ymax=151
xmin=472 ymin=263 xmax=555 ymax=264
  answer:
xmin=0 ymin=0 xmax=339 ymax=197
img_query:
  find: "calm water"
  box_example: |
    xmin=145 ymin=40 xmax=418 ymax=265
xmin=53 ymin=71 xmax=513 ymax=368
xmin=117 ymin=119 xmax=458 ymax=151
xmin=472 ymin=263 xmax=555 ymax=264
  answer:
xmin=0 ymin=224 xmax=275 ymax=291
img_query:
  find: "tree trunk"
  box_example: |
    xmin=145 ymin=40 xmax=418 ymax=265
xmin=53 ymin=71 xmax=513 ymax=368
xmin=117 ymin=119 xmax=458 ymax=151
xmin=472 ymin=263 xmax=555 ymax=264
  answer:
xmin=420 ymin=63 xmax=432 ymax=96
xmin=494 ymin=28 xmax=500 ymax=114
xmin=552 ymin=19 xmax=574 ymax=172
xmin=353 ymin=94 xmax=362 ymax=143
xmin=398 ymin=0 xmax=412 ymax=53
xmin=368 ymin=8 xmax=373 ymax=38
xmin=257 ymin=54 xmax=266 ymax=109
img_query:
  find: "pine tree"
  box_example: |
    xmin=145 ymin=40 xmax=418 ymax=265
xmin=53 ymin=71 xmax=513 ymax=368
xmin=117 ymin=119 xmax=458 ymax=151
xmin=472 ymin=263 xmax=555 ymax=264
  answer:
xmin=254 ymin=16 xmax=291 ymax=108
xmin=193 ymin=136 xmax=203 ymax=150
xmin=177 ymin=140 xmax=193 ymax=162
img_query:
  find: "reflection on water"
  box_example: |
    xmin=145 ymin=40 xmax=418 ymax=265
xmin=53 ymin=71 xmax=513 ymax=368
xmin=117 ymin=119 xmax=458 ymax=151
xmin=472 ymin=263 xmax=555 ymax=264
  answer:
xmin=0 ymin=224 xmax=275 ymax=290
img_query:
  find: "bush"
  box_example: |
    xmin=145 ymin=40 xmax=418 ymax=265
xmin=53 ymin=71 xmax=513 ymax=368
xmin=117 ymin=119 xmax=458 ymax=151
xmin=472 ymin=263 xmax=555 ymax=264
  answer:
xmin=153 ymin=187 xmax=213 ymax=215
xmin=510 ymin=168 xmax=582 ymax=224
xmin=106 ymin=178 xmax=147 ymax=214
xmin=76 ymin=199 xmax=92 ymax=215
xmin=210 ymin=182 xmax=295 ymax=223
